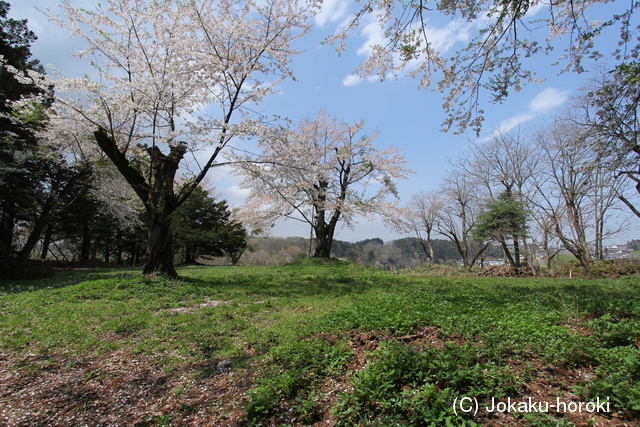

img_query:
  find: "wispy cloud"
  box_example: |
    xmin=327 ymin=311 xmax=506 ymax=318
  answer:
xmin=342 ymin=13 xmax=477 ymax=87
xmin=315 ymin=0 xmax=349 ymax=28
xmin=356 ymin=18 xmax=387 ymax=57
xmin=479 ymin=87 xmax=570 ymax=142
xmin=528 ymin=87 xmax=569 ymax=114
xmin=482 ymin=114 xmax=535 ymax=142
xmin=423 ymin=19 xmax=474 ymax=53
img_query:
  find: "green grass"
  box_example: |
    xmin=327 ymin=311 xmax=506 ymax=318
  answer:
xmin=1 ymin=258 xmax=639 ymax=426
xmin=550 ymin=253 xmax=578 ymax=268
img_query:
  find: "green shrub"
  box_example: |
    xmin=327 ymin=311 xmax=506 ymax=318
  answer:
xmin=245 ymin=336 xmax=351 ymax=423
xmin=333 ymin=341 xmax=514 ymax=426
xmin=577 ymin=347 xmax=640 ymax=415
xmin=589 ymin=259 xmax=640 ymax=278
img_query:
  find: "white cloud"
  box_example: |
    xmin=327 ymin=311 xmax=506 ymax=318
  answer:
xmin=424 ymin=20 xmax=473 ymax=53
xmin=356 ymin=18 xmax=387 ymax=57
xmin=528 ymin=87 xmax=569 ymax=114
xmin=224 ymin=184 xmax=252 ymax=207
xmin=481 ymin=114 xmax=534 ymax=142
xmin=479 ymin=87 xmax=570 ymax=142
xmin=343 ymin=14 xmax=476 ymax=87
xmin=342 ymin=74 xmax=362 ymax=87
xmin=315 ymin=0 xmax=349 ymax=28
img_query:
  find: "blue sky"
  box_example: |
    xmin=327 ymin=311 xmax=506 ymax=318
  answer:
xmin=9 ymin=0 xmax=633 ymax=242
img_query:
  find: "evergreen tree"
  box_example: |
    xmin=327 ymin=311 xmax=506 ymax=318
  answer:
xmin=173 ymin=186 xmax=247 ymax=265
xmin=473 ymin=189 xmax=528 ymax=267
xmin=0 ymin=1 xmax=48 ymax=261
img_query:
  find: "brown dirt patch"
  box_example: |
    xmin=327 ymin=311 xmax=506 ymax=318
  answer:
xmin=0 ymin=348 xmax=254 ymax=426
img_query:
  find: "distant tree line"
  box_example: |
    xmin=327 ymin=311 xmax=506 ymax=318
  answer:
xmin=237 ymin=236 xmax=502 ymax=268
xmin=404 ymin=71 xmax=640 ymax=273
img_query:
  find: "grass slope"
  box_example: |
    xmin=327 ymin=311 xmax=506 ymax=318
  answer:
xmin=1 ymin=259 xmax=639 ymax=426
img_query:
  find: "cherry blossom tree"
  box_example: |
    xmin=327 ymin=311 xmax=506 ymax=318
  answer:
xmin=328 ymin=0 xmax=639 ymax=134
xmin=45 ymin=0 xmax=316 ymax=276
xmin=233 ymin=110 xmax=412 ymax=258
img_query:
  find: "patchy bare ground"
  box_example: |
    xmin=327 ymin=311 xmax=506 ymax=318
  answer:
xmin=1 ymin=322 xmax=638 ymax=426
xmin=0 ymin=348 xmax=253 ymax=426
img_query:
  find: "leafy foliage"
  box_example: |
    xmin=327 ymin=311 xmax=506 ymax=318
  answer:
xmin=473 ymin=189 xmax=528 ymax=242
xmin=173 ymin=185 xmax=247 ymax=265
xmin=473 ymin=189 xmax=528 ymax=266
xmin=0 ymin=0 xmax=48 ymax=261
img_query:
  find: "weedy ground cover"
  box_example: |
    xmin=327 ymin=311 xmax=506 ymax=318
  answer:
xmin=0 ymin=258 xmax=639 ymax=426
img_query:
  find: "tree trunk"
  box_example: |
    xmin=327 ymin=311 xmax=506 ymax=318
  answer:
xmin=0 ymin=202 xmax=15 ymax=256
xmin=312 ymin=206 xmax=339 ymax=258
xmin=116 ymin=243 xmax=123 ymax=264
xmin=103 ymin=217 xmax=111 ymax=263
xmin=501 ymin=239 xmax=515 ymax=267
xmin=143 ymin=207 xmax=177 ymax=276
xmin=141 ymin=144 xmax=186 ymax=277
xmin=81 ymin=222 xmax=91 ymax=261
xmin=94 ymin=128 xmax=187 ymax=278
xmin=40 ymin=223 xmax=53 ymax=260
xmin=19 ymin=199 xmax=56 ymax=260
xmin=416 ymin=232 xmax=435 ymax=263
xmin=313 ymin=221 xmax=334 ymax=258
xmin=184 ymin=245 xmax=197 ymax=264
xmin=513 ymin=235 xmax=521 ymax=267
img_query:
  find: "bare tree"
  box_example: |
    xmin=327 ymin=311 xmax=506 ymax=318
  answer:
xmin=530 ymin=118 xmax=629 ymax=272
xmin=436 ymin=171 xmax=488 ymax=268
xmin=462 ymin=127 xmax=541 ymax=265
xmin=406 ymin=191 xmax=444 ymax=262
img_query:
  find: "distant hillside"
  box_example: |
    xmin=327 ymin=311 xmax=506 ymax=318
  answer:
xmin=235 ymin=236 xmax=502 ymax=268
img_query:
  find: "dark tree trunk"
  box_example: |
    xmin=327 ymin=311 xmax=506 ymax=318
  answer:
xmin=184 ymin=245 xmax=197 ymax=264
xmin=513 ymin=236 xmax=521 ymax=267
xmin=81 ymin=222 xmax=91 ymax=261
xmin=143 ymin=208 xmax=177 ymax=276
xmin=141 ymin=145 xmax=186 ymax=277
xmin=1 ymin=202 xmax=15 ymax=255
xmin=40 ymin=223 xmax=53 ymax=260
xmin=116 ymin=244 xmax=123 ymax=264
xmin=19 ymin=199 xmax=56 ymax=260
xmin=501 ymin=239 xmax=516 ymax=267
xmin=312 ymin=206 xmax=339 ymax=259
xmin=313 ymin=228 xmax=334 ymax=258
xmin=91 ymin=237 xmax=100 ymax=261
xmin=103 ymin=217 xmax=111 ymax=263
xmin=94 ymin=128 xmax=187 ymax=278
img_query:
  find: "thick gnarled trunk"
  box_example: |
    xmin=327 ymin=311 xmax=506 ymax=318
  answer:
xmin=312 ymin=205 xmax=340 ymax=259
xmin=143 ymin=207 xmax=177 ymax=276
xmin=94 ymin=128 xmax=186 ymax=278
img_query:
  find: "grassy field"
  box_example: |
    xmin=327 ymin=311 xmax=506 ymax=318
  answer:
xmin=1 ymin=259 xmax=639 ymax=426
